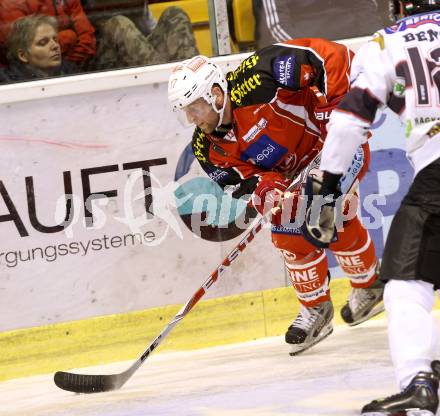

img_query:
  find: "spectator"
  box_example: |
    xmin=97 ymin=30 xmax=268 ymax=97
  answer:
xmin=0 ymin=0 xmax=96 ymax=68
xmin=0 ymin=15 xmax=77 ymax=83
xmin=90 ymin=6 xmax=199 ymax=70
xmin=253 ymin=0 xmax=385 ymax=49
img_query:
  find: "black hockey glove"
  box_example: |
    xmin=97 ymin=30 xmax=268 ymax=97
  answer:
xmin=230 ymin=176 xmax=259 ymax=199
xmin=300 ymin=171 xmax=342 ymax=248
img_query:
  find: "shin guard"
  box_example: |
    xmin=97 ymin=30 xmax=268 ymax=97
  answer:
xmin=281 ymin=248 xmax=330 ymax=307
xmin=330 ymin=216 xmax=378 ymax=288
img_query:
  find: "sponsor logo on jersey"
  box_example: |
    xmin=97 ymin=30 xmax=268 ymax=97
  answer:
xmin=208 ymin=169 xmax=229 ymax=182
xmin=273 ymin=55 xmax=295 ymax=87
xmin=227 ymin=53 xmax=262 ymax=107
xmin=271 ymin=224 xmax=302 ymax=235
xmin=277 ymin=152 xmax=297 ymax=173
xmin=405 ymin=13 xmax=440 ymax=29
xmin=223 ymin=130 xmax=237 ymax=142
xmin=242 ymin=118 xmax=268 ymax=142
xmin=300 ymin=64 xmax=313 ymax=87
xmin=314 ymin=109 xmax=331 ymax=121
xmin=415 ymin=116 xmax=440 ymax=126
xmin=229 ymin=74 xmax=263 ymax=105
xmin=240 ymin=135 xmax=288 ymax=169
xmin=385 ymin=13 xmax=440 ymax=34
xmin=227 ymin=55 xmax=260 ymax=80
xmin=340 ymin=145 xmax=364 ymax=193
xmin=393 ymin=77 xmax=406 ymax=97
xmin=193 ymin=131 xmax=207 ymax=162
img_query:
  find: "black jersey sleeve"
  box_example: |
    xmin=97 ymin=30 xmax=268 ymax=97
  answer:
xmin=226 ymin=43 xmax=327 ymax=107
xmin=257 ymin=43 xmax=325 ymax=91
xmin=191 ymin=128 xmax=258 ymax=196
xmin=227 ymin=39 xmax=353 ymax=107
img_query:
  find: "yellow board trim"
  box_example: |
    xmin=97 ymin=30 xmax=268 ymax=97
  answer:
xmin=232 ymin=0 xmax=255 ymax=43
xmin=149 ymin=0 xmax=212 ymax=57
xmin=2 ymin=278 xmax=439 ymax=382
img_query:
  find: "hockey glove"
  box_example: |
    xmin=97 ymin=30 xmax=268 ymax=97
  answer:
xmin=301 ymin=171 xmax=342 ymax=248
xmin=229 ymin=176 xmax=259 ymax=199
xmin=314 ymin=95 xmax=344 ymax=138
xmin=252 ymin=174 xmax=299 ymax=225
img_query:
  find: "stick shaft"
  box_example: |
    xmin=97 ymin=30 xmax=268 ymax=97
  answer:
xmin=54 ymin=215 xmax=268 ymax=393
xmin=139 ymin=214 xmax=268 ymax=362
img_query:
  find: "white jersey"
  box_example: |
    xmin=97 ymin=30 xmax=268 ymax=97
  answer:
xmin=320 ymin=11 xmax=440 ymax=177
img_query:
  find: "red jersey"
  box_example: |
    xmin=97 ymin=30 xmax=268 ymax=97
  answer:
xmin=193 ymin=39 xmax=354 ymax=187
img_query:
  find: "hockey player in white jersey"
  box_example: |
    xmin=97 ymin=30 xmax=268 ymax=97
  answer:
xmin=300 ymin=0 xmax=440 ymax=415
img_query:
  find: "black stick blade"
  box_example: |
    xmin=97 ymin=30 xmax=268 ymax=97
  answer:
xmin=54 ymin=371 xmax=114 ymax=393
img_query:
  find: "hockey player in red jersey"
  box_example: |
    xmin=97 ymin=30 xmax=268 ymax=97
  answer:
xmin=168 ymin=39 xmax=384 ymax=355
xmin=303 ymin=0 xmax=440 ymax=414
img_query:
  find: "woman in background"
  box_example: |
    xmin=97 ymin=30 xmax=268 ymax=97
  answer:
xmin=1 ymin=15 xmax=76 ymax=83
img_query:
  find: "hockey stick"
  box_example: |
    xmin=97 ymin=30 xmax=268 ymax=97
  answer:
xmin=53 ymin=157 xmax=320 ymax=394
xmin=54 ymin=214 xmax=268 ymax=393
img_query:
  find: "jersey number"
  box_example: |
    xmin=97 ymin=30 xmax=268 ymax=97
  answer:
xmin=406 ymin=46 xmax=440 ymax=106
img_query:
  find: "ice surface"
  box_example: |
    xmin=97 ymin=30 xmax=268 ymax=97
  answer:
xmin=1 ymin=316 xmax=439 ymax=416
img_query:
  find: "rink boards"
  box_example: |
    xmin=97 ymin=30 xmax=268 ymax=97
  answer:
xmin=0 ymin=38 xmax=423 ymax=382
xmin=1 ymin=278 xmax=353 ymax=382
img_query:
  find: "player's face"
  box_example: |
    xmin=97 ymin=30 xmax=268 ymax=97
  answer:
xmin=183 ymin=97 xmax=220 ymax=134
xmin=19 ymin=24 xmax=61 ymax=70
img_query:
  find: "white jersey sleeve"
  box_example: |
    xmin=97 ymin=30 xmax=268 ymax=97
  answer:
xmin=321 ymin=11 xmax=440 ymax=177
xmin=319 ymin=39 xmax=389 ymax=174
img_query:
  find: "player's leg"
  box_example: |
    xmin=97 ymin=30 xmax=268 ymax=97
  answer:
xmin=272 ymin=227 xmax=333 ymax=355
xmin=363 ymin=280 xmax=438 ymax=415
xmin=362 ymin=203 xmax=440 ymax=415
xmin=322 ymin=142 xmax=383 ymax=325
xmin=330 ymin=214 xmax=383 ymax=326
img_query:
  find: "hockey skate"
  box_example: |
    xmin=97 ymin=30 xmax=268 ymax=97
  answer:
xmin=285 ymin=300 xmax=334 ymax=356
xmin=361 ymin=369 xmax=439 ymax=416
xmin=341 ymin=277 xmax=384 ymax=326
